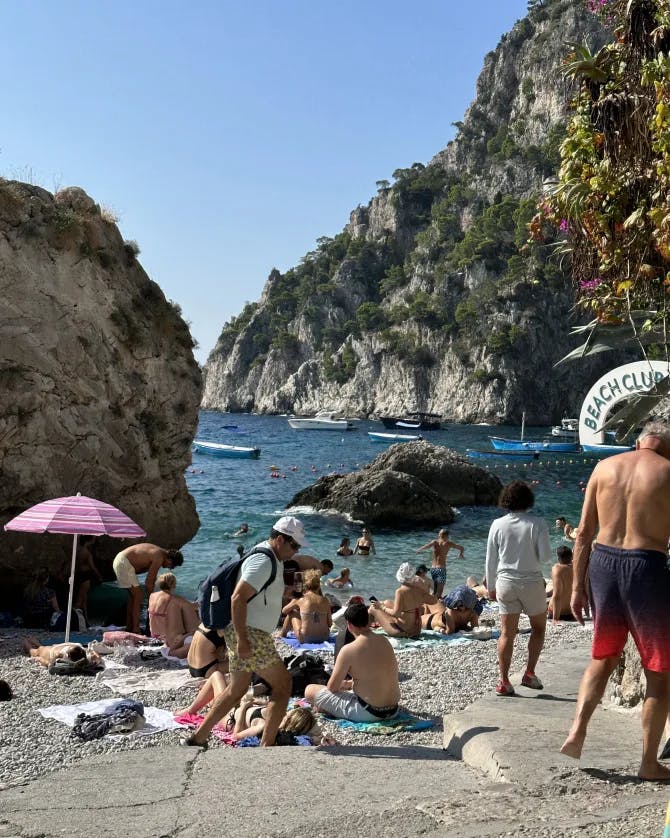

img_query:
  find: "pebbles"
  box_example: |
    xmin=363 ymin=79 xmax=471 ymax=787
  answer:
xmin=0 ymin=621 xmax=593 ymax=787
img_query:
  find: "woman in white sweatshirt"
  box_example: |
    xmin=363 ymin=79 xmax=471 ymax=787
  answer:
xmin=486 ymin=480 xmax=552 ymax=697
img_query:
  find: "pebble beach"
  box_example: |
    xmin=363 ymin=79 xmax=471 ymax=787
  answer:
xmin=0 ymin=618 xmax=594 ymax=789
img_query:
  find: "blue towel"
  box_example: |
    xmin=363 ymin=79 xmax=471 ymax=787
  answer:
xmin=330 ymin=711 xmax=434 ymax=734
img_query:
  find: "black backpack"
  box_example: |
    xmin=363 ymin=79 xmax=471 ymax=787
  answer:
xmin=198 ymin=546 xmax=277 ymax=630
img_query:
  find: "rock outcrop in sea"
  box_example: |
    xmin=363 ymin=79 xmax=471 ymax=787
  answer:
xmin=202 ymin=0 xmax=624 ymax=424
xmin=288 ymin=441 xmax=502 ymax=526
xmin=0 ymin=183 xmax=201 ymax=599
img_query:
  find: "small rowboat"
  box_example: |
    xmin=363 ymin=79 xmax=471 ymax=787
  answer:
xmin=368 ymin=431 xmax=422 ymax=443
xmin=580 ymin=443 xmax=634 ymax=456
xmin=192 ymin=440 xmax=261 ymax=459
xmin=488 ymin=437 xmax=580 ymax=453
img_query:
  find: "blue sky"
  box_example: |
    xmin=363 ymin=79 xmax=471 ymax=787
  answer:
xmin=2 ymin=0 xmax=529 ymax=363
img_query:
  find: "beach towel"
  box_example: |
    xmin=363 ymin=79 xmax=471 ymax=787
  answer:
xmin=39 ymin=698 xmax=182 ymax=739
xmin=329 ymin=711 xmax=434 ymax=735
xmin=383 ymin=628 xmax=499 ymax=650
xmin=282 ymin=633 xmax=336 ymax=652
xmin=98 ymin=668 xmax=198 ymax=694
xmin=173 ymin=712 xmax=314 ymax=747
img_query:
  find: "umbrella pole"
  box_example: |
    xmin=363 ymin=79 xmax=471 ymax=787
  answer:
xmin=64 ymin=534 xmax=79 ymax=643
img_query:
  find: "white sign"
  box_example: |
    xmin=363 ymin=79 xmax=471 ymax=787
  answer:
xmin=579 ymin=360 xmax=670 ymax=445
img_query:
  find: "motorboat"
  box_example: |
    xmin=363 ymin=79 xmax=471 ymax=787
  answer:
xmin=551 ymin=418 xmax=579 ymax=438
xmin=488 ymin=437 xmax=580 ymax=453
xmin=192 ymin=440 xmax=261 ymax=459
xmin=287 ymin=411 xmax=354 ymax=431
xmin=368 ymin=431 xmax=422 ymax=443
xmin=379 ymin=412 xmax=442 ymax=430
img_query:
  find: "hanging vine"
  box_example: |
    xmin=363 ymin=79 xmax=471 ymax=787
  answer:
xmin=532 ymin=0 xmax=670 ymax=359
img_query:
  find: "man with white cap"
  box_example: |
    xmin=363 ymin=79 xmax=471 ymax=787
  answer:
xmin=368 ymin=562 xmax=432 ymax=639
xmin=183 ymin=516 xmax=307 ymax=747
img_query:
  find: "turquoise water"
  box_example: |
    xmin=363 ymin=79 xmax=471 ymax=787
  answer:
xmin=180 ymin=411 xmax=596 ymax=601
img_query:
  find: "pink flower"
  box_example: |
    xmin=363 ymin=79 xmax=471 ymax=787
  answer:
xmin=579 ymin=277 xmax=602 ymax=293
xmin=559 ymin=219 xmax=569 ymax=232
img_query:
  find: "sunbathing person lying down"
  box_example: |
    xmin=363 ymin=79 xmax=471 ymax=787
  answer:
xmin=22 ymin=636 xmax=102 ymax=668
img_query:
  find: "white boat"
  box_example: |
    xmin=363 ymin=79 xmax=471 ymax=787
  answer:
xmin=368 ymin=431 xmax=422 ymax=443
xmin=192 ymin=440 xmax=260 ymax=459
xmin=551 ymin=418 xmax=579 ymax=438
xmin=288 ymin=411 xmax=354 ymax=431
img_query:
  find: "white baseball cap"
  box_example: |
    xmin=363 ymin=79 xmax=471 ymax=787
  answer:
xmin=273 ymin=516 xmax=308 ymax=547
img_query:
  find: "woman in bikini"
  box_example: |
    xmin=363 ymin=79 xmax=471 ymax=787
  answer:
xmin=148 ymin=573 xmax=200 ymax=658
xmin=280 ymin=569 xmax=332 ymax=643
xmin=186 ymin=623 xmax=229 ymax=679
xmin=369 ymin=562 xmax=431 ymax=639
xmin=354 ymin=528 xmax=376 ymax=555
xmin=176 ymin=676 xmax=316 ymax=742
xmin=337 ymin=537 xmax=353 ymax=557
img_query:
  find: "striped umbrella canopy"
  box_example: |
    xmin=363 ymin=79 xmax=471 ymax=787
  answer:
xmin=5 ymin=493 xmax=145 ymax=641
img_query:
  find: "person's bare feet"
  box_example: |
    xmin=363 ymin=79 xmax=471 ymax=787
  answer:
xmin=638 ymin=761 xmax=670 ymax=782
xmin=560 ymin=732 xmax=585 ymax=759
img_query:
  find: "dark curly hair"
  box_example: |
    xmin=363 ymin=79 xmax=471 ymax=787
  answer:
xmin=498 ymin=480 xmax=534 ymax=511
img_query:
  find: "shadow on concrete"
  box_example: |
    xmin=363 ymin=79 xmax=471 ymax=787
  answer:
xmin=521 ymin=693 xmax=577 ymax=704
xmin=444 ymin=725 xmax=500 ymax=759
xmin=316 ymin=744 xmax=453 ymax=761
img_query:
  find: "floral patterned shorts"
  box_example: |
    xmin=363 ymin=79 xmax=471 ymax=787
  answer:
xmin=222 ymin=625 xmax=281 ymax=674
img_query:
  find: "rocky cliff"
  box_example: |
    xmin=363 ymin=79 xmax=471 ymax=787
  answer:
xmin=0 ymin=182 xmax=201 ymax=593
xmin=203 ymin=0 xmax=622 ymax=423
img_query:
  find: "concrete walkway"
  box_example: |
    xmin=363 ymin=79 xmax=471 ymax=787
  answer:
xmin=0 ymin=644 xmax=668 ymax=838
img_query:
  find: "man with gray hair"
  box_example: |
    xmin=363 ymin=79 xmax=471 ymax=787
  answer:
xmin=561 ymin=422 xmax=670 ymax=781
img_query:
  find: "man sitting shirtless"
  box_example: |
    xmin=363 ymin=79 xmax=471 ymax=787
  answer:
xmin=305 ymin=602 xmax=400 ymax=722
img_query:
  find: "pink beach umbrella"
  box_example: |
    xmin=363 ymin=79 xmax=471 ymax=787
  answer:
xmin=4 ymin=493 xmax=146 ymax=641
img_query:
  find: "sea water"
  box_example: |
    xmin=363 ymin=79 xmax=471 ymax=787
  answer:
xmin=179 ymin=411 xmax=594 ymax=601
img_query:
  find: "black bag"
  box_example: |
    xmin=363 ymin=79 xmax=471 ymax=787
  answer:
xmin=283 ymin=653 xmax=330 ymax=697
xmin=198 ymin=546 xmax=276 ymax=630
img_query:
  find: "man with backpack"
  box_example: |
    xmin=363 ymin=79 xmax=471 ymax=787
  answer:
xmin=183 ymin=516 xmax=308 ymax=748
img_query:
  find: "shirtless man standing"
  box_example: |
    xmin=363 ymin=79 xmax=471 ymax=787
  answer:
xmin=560 ymin=422 xmax=670 ymax=781
xmin=113 ymin=543 xmax=184 ymax=634
xmin=416 ymin=528 xmax=464 ymax=598
xmin=547 ymin=546 xmax=574 ymax=623
xmin=304 ymin=601 xmax=400 ymax=721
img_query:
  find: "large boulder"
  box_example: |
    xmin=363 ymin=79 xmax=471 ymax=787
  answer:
xmin=288 ymin=441 xmax=501 ymax=526
xmin=0 ymin=181 xmax=202 ymax=602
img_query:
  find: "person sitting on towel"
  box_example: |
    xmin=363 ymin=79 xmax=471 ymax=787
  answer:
xmin=280 ymin=569 xmax=332 ymax=643
xmin=148 ymin=572 xmax=199 ymax=657
xmin=305 ymin=602 xmax=400 ymax=722
xmin=368 ymin=562 xmax=431 ymax=638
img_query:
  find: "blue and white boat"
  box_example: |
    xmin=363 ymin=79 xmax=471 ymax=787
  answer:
xmin=368 ymin=431 xmax=422 ymax=443
xmin=193 ymin=440 xmax=261 ymax=459
xmin=488 ymin=437 xmax=580 ymax=453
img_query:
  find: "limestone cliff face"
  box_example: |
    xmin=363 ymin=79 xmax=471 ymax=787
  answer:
xmin=203 ymin=0 xmax=617 ymax=423
xmin=0 ymin=182 xmax=201 ymax=587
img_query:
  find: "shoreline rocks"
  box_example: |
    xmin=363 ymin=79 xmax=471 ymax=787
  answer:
xmin=288 ymin=441 xmax=502 ymax=526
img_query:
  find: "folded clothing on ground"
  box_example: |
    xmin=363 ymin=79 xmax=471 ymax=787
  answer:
xmin=72 ymin=699 xmax=145 ymax=741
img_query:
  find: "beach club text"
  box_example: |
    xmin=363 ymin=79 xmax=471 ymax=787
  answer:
xmin=583 ymin=369 xmax=666 ymax=430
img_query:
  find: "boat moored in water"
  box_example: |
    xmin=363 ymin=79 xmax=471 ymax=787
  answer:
xmin=368 ymin=431 xmax=422 ymax=443
xmin=551 ymin=418 xmax=579 ymax=439
xmin=580 ymin=443 xmax=634 ymax=456
xmin=380 ymin=412 xmax=442 ymax=430
xmin=288 ymin=411 xmax=354 ymax=431
xmin=489 ymin=437 xmax=580 ymax=453
xmin=193 ymin=440 xmax=261 ymax=459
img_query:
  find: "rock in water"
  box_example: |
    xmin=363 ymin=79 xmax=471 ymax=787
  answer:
xmin=288 ymin=441 xmax=501 ymax=526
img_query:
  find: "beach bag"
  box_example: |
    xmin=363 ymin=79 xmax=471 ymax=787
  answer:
xmin=198 ymin=547 xmax=276 ymax=630
xmin=283 ymin=653 xmax=329 ymax=697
